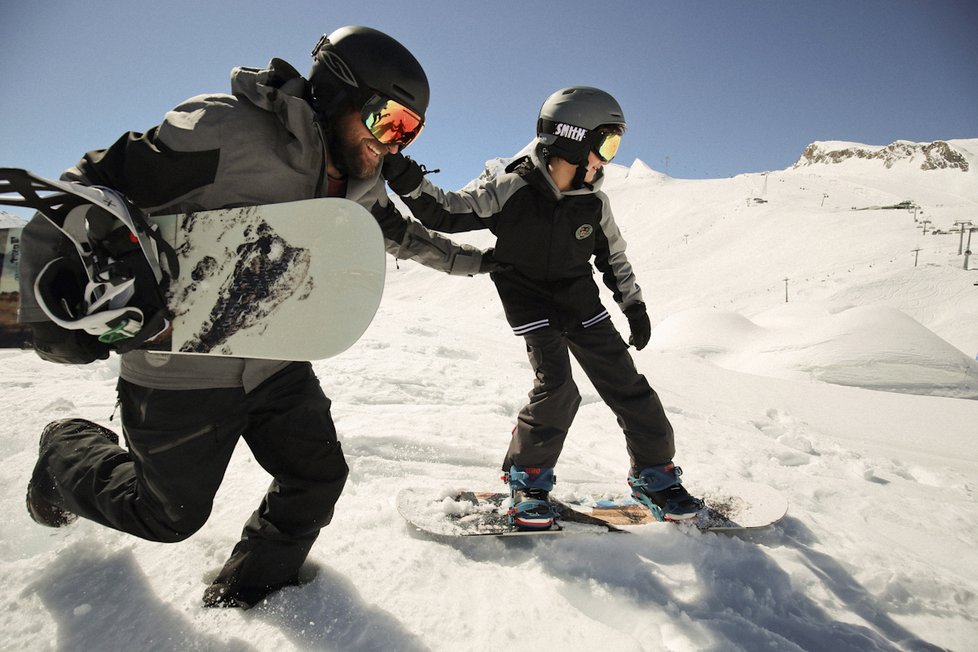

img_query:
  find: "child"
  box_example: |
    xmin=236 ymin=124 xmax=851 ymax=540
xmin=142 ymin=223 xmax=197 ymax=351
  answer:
xmin=383 ymin=87 xmax=701 ymax=529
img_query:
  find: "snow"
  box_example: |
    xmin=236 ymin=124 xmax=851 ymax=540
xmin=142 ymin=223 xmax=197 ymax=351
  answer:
xmin=2 ymin=139 xmax=978 ymax=651
xmin=650 ymin=304 xmax=978 ymax=399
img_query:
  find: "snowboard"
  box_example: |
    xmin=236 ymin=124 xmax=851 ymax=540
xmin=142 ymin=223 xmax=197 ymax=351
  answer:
xmin=0 ymin=168 xmax=386 ymax=361
xmin=396 ymin=481 xmax=788 ymax=539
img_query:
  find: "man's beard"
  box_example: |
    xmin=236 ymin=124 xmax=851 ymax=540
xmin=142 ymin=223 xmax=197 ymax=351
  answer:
xmin=328 ymin=131 xmax=381 ymax=180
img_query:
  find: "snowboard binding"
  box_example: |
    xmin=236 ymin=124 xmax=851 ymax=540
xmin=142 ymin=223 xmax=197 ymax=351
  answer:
xmin=503 ymin=465 xmax=558 ymax=531
xmin=0 ymin=168 xmax=178 ymax=352
xmin=628 ymin=463 xmax=703 ymax=522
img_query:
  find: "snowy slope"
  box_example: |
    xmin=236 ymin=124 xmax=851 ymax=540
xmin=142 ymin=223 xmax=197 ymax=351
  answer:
xmin=603 ymin=140 xmax=978 ymax=373
xmin=1 ymin=139 xmax=977 ymax=651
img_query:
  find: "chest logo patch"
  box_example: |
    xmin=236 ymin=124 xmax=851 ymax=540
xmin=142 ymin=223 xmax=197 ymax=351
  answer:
xmin=575 ymin=224 xmax=594 ymax=240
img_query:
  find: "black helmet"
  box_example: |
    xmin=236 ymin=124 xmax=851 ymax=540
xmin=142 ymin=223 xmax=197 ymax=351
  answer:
xmin=537 ymin=86 xmax=626 ymax=166
xmin=309 ymin=26 xmax=430 ymax=124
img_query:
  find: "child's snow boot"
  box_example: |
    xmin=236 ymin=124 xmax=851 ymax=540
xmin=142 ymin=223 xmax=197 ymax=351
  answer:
xmin=628 ymin=463 xmax=703 ymax=522
xmin=504 ymin=465 xmax=557 ymax=530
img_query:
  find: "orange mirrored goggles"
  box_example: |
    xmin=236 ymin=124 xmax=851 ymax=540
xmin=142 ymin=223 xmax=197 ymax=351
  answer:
xmin=361 ymin=94 xmax=424 ymax=148
xmin=594 ymin=131 xmax=622 ymax=162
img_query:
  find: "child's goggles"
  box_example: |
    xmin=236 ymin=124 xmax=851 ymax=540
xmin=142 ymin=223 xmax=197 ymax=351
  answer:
xmin=361 ymin=94 xmax=425 ymax=148
xmin=593 ymin=130 xmax=622 ymax=162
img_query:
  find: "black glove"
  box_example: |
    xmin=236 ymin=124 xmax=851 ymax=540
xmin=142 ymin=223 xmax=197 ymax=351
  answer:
xmin=382 ymin=152 xmax=424 ymax=196
xmin=478 ymin=248 xmax=511 ymax=275
xmin=624 ymin=302 xmax=651 ymax=351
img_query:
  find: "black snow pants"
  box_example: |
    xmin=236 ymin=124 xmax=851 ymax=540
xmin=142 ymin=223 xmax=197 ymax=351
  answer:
xmin=503 ymin=319 xmax=676 ymax=473
xmin=41 ymin=361 xmax=348 ymax=592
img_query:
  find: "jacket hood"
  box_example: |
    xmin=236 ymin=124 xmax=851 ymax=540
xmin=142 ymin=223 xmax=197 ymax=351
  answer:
xmin=230 ymin=59 xmax=318 ymax=135
xmin=229 ymin=59 xmax=388 ymax=208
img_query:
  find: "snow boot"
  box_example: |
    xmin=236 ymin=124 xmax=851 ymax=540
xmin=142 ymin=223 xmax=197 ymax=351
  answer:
xmin=504 ymin=465 xmax=557 ymax=530
xmin=203 ymin=540 xmax=301 ymax=609
xmin=628 ymin=463 xmax=703 ymax=522
xmin=26 ymin=418 xmax=120 ymax=527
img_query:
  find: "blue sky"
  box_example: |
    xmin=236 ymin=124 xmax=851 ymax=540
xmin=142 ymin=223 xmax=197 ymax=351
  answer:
xmin=1 ymin=0 xmax=976 ymax=217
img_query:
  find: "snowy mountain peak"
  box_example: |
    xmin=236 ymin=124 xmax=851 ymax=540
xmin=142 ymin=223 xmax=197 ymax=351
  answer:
xmin=794 ymin=139 xmax=971 ymax=172
xmin=0 ymin=210 xmax=27 ymax=229
xmin=622 ymin=158 xmax=671 ymax=182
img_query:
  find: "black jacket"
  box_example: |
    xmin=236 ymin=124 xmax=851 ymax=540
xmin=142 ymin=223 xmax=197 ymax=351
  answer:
xmin=394 ymin=143 xmax=645 ymax=334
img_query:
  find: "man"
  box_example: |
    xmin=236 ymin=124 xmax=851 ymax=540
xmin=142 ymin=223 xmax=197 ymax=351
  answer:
xmin=383 ymin=86 xmax=702 ymax=530
xmin=19 ymin=26 xmax=490 ymax=608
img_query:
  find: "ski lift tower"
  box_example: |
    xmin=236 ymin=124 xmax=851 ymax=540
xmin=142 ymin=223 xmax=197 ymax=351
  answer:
xmin=954 ymin=221 xmax=974 ymax=255
xmin=965 ymin=227 xmax=977 ymax=270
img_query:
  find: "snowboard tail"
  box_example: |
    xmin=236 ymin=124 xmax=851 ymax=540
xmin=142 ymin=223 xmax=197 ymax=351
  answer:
xmin=0 ymin=168 xmax=386 ymax=360
xmin=564 ymin=480 xmax=788 ymax=531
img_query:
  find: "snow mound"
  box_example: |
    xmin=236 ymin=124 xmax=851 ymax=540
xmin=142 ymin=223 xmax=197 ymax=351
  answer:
xmin=649 ymin=303 xmax=978 ymax=399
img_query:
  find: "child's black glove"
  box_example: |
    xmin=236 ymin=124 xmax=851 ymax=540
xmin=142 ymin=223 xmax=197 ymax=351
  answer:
xmin=382 ymin=152 xmax=424 ymax=196
xmin=624 ymin=302 xmax=651 ymax=350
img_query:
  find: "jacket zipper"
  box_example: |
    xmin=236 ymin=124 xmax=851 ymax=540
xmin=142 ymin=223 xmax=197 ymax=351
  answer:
xmin=545 ymin=198 xmax=559 ymax=281
xmin=313 ymin=120 xmax=328 ymax=198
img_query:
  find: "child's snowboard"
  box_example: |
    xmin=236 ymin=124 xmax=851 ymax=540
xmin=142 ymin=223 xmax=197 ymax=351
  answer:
xmin=396 ymin=481 xmax=788 ymax=539
xmin=0 ymin=168 xmax=386 ymax=360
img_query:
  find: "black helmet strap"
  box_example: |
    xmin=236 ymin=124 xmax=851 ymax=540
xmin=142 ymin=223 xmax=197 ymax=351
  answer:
xmin=571 ymin=162 xmax=590 ymax=190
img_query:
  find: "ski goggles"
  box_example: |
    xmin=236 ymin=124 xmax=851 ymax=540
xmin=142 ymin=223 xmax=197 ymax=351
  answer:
xmin=361 ymin=94 xmax=425 ymax=148
xmin=540 ymin=119 xmax=623 ymax=162
xmin=593 ymin=130 xmax=622 ymax=162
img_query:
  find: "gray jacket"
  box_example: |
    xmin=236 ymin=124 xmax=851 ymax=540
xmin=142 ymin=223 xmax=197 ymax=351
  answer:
xmin=20 ymin=59 xmax=484 ymax=391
